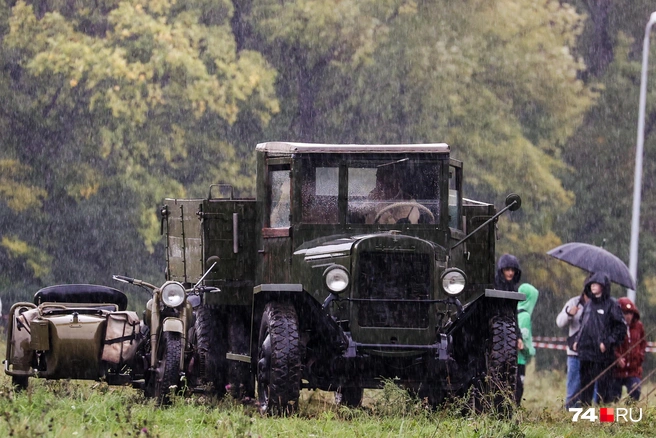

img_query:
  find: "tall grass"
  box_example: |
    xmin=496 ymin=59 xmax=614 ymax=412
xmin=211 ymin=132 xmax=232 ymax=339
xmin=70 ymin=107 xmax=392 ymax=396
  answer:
xmin=1 ymin=330 xmax=654 ymax=437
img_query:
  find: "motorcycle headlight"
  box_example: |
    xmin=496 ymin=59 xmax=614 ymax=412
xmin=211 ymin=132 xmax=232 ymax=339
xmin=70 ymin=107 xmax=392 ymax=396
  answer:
xmin=441 ymin=269 xmax=466 ymax=296
xmin=324 ymin=266 xmax=350 ymax=293
xmin=161 ymin=281 xmax=186 ymax=308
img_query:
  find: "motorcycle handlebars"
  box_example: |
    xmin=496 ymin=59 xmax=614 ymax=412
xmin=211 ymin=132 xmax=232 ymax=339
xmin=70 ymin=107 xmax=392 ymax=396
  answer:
xmin=112 ymin=275 xmax=157 ymax=292
xmin=112 ymin=258 xmax=220 ymax=295
xmin=194 ymin=285 xmax=221 ymax=294
xmin=112 ymin=275 xmax=134 ymax=284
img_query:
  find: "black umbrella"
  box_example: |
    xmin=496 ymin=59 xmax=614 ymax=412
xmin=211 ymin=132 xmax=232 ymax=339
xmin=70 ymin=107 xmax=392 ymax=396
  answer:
xmin=546 ymin=242 xmax=636 ymax=289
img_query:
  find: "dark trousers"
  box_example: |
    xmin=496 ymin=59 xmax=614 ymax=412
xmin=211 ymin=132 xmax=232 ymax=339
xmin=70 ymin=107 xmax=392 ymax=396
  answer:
xmin=515 ymin=364 xmax=526 ymax=405
xmin=610 ymin=376 xmax=642 ymax=402
xmin=579 ymin=359 xmax=613 ymax=405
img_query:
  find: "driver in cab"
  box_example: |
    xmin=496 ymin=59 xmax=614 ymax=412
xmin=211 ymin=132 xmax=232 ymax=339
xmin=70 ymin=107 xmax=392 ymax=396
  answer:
xmin=365 ymin=165 xmax=421 ymax=224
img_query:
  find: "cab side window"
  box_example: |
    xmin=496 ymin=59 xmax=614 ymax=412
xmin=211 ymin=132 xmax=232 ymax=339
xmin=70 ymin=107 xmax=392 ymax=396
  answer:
xmin=449 ymin=165 xmax=462 ymax=230
xmin=269 ymin=169 xmax=291 ymax=228
xmin=301 ymin=167 xmax=339 ymax=224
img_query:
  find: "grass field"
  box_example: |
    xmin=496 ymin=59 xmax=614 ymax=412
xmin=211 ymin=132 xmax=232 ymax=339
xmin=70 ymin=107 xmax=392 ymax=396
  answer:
xmin=1 ymin=331 xmax=655 ymax=437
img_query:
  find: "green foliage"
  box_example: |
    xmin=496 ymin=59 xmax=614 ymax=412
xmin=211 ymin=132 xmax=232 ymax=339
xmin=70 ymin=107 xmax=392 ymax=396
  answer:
xmin=0 ymin=0 xmax=278 ymax=296
xmin=556 ymin=28 xmax=656 ymax=334
xmin=355 ymin=0 xmax=594 ymax=218
xmin=241 ymin=0 xmax=596 ymax=287
xmin=245 ymin=0 xmax=595 ymax=208
xmin=1 ymin=236 xmax=52 ymax=279
xmin=0 ymin=159 xmax=47 ymax=212
xmin=248 ymin=0 xmax=414 ymax=67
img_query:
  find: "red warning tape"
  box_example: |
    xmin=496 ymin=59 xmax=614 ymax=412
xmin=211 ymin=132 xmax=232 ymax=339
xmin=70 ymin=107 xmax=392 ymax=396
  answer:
xmin=532 ymin=336 xmax=656 ymax=353
xmin=533 ymin=342 xmax=568 ymax=351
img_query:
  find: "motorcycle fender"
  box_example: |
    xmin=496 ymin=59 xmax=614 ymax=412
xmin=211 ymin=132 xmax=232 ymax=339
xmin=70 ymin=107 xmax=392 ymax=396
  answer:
xmin=161 ymin=317 xmax=184 ymax=334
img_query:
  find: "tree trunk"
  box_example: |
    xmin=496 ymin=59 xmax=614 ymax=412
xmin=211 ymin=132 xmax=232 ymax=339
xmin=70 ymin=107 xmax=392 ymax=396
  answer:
xmin=582 ymin=0 xmax=614 ymax=77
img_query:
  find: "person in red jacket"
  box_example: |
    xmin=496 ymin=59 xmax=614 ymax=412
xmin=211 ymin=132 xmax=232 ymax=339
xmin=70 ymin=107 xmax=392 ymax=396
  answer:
xmin=610 ymin=297 xmax=647 ymax=402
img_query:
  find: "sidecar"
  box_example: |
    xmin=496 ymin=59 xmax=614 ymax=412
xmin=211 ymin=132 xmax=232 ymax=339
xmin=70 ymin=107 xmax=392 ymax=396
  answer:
xmin=4 ymin=284 xmax=145 ymax=389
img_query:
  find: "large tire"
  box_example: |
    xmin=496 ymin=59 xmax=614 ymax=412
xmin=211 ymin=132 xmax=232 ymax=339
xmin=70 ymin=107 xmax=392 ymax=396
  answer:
xmin=194 ymin=306 xmax=227 ymax=396
xmin=257 ymin=302 xmax=302 ymax=415
xmin=416 ymin=382 xmax=443 ymax=408
xmin=335 ymin=386 xmax=363 ymax=407
xmin=227 ymin=308 xmax=255 ymax=400
xmin=11 ymin=375 xmax=29 ymax=391
xmin=145 ymin=331 xmax=182 ymax=405
xmin=481 ymin=315 xmax=518 ymax=416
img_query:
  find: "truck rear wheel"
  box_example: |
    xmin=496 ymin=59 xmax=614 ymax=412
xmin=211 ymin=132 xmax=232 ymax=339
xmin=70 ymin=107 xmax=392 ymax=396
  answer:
xmin=257 ymin=302 xmax=302 ymax=415
xmin=227 ymin=308 xmax=255 ymax=400
xmin=416 ymin=382 xmax=443 ymax=408
xmin=194 ymin=306 xmax=227 ymax=396
xmin=335 ymin=386 xmax=363 ymax=407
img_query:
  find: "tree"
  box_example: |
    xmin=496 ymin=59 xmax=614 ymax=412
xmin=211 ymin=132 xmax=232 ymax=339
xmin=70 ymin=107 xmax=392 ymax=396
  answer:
xmin=240 ymin=0 xmax=596 ymax=293
xmin=559 ymin=32 xmax=656 ymax=320
xmin=0 ymin=0 xmax=279 ymax=301
xmin=572 ymin=0 xmax=655 ymax=79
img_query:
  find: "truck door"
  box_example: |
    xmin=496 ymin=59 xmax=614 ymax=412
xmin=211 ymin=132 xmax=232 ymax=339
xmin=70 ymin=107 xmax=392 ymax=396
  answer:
xmin=261 ymin=160 xmax=293 ymax=283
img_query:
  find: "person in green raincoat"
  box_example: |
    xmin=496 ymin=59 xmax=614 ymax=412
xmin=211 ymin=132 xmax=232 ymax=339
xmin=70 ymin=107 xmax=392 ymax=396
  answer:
xmin=516 ymin=283 xmax=539 ymax=406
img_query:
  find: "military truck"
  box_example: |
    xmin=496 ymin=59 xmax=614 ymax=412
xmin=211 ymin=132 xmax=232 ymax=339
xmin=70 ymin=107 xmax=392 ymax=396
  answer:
xmin=161 ymin=142 xmax=524 ymax=414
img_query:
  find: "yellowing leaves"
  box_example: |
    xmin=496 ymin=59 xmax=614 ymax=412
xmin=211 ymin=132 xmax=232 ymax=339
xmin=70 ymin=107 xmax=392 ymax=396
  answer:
xmin=1 ymin=236 xmax=52 ymax=279
xmin=0 ymin=160 xmax=47 ymax=212
xmin=642 ymin=276 xmax=656 ymax=308
xmin=249 ymin=73 xmax=261 ymax=87
xmin=64 ymin=165 xmax=102 ymax=201
xmin=1 ymin=236 xmax=30 ymax=257
xmin=398 ymin=1 xmax=418 ymax=15
xmin=7 ymin=0 xmax=278 ymax=131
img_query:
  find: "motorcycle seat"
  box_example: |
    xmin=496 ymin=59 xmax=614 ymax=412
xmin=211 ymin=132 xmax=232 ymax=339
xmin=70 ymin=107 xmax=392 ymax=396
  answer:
xmin=34 ymin=284 xmax=128 ymax=311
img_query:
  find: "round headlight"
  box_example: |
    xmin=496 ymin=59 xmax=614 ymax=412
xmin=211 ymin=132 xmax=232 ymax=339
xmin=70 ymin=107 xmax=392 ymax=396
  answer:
xmin=324 ymin=266 xmax=350 ymax=293
xmin=441 ymin=269 xmax=466 ymax=296
xmin=161 ymin=281 xmax=186 ymax=307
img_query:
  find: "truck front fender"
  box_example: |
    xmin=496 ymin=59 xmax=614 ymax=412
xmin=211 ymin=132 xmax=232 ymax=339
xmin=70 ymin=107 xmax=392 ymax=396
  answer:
xmin=251 ymin=283 xmax=348 ymax=356
xmin=254 ymin=283 xmax=303 ymax=295
xmin=445 ymin=288 xmax=525 ymax=337
xmin=484 ymin=289 xmax=526 ymax=301
xmin=252 ymin=283 xmax=305 ymax=310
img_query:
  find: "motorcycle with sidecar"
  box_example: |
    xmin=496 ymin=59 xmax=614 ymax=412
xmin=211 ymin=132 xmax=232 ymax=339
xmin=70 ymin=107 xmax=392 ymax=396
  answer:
xmin=4 ymin=283 xmax=145 ymax=390
xmin=3 ymin=260 xmax=219 ymax=404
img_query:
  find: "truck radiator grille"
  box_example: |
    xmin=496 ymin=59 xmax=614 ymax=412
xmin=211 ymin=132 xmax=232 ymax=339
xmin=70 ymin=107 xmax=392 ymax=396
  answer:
xmin=356 ymin=251 xmax=431 ymax=328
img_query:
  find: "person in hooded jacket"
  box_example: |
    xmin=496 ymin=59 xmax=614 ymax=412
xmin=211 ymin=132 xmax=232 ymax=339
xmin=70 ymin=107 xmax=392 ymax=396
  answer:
xmin=556 ymin=291 xmax=591 ymax=409
xmin=516 ymin=283 xmax=539 ymax=406
xmin=572 ymin=272 xmax=626 ymax=405
xmin=495 ymin=254 xmax=521 ymax=292
xmin=610 ymin=297 xmax=646 ymax=402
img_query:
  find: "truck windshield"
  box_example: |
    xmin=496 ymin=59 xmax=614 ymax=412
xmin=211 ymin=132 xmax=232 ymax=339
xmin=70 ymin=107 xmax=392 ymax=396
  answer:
xmin=299 ymin=155 xmax=441 ymax=225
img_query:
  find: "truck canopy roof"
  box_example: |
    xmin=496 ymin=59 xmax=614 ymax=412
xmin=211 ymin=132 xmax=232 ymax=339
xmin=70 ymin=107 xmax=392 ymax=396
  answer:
xmin=256 ymin=142 xmax=450 ymax=155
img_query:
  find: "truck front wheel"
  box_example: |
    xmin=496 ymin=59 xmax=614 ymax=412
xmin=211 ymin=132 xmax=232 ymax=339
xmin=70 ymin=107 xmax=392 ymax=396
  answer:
xmin=481 ymin=315 xmax=517 ymax=415
xmin=257 ymin=302 xmax=302 ymax=415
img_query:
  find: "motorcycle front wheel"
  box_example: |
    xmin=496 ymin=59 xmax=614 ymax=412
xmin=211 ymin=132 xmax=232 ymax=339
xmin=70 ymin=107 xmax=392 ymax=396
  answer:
xmin=145 ymin=331 xmax=182 ymax=405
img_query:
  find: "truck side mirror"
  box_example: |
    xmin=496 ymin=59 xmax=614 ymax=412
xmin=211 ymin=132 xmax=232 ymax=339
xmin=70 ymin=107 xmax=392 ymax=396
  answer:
xmin=206 ymin=256 xmax=220 ymax=267
xmin=505 ymin=193 xmax=521 ymax=212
